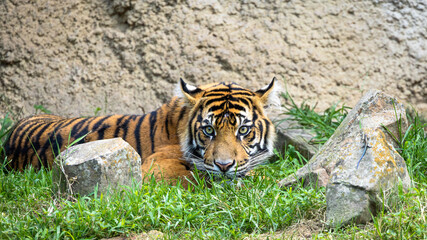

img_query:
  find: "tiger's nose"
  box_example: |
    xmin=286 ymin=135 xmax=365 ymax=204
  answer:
xmin=214 ymin=160 xmax=235 ymax=172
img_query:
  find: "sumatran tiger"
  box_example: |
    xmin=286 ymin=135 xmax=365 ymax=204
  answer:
xmin=2 ymin=78 xmax=278 ymax=186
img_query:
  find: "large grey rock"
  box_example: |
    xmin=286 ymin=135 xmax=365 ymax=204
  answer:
xmin=279 ymin=90 xmax=412 ymax=226
xmin=53 ymin=138 xmax=142 ymax=196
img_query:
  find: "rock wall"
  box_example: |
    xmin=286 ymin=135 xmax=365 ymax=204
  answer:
xmin=1 ymin=0 xmax=426 ymax=119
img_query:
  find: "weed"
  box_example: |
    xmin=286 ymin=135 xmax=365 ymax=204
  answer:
xmin=280 ymin=91 xmax=350 ymax=144
xmin=33 ymin=104 xmax=52 ymax=114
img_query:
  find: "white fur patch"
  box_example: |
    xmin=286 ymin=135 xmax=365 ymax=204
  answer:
xmin=186 ymin=84 xmax=197 ymax=91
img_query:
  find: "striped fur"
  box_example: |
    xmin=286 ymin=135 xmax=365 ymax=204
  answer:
xmin=3 ymin=79 xmax=277 ymax=182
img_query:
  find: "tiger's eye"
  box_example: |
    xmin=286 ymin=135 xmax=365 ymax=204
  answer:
xmin=239 ymin=126 xmax=249 ymax=135
xmin=203 ymin=126 xmax=215 ymax=136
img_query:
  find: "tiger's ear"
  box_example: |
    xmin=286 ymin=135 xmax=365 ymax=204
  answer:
xmin=255 ymin=77 xmax=278 ymax=106
xmin=179 ymin=78 xmax=203 ymax=105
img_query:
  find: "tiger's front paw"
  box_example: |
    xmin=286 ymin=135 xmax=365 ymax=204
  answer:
xmin=141 ymin=145 xmax=195 ymax=188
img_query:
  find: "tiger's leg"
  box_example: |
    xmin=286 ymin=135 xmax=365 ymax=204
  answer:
xmin=141 ymin=145 xmax=195 ymax=189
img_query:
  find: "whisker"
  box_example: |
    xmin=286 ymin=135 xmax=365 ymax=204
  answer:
xmin=182 ymin=149 xmax=207 ymax=171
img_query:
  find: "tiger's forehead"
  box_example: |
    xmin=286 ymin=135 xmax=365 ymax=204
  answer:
xmin=199 ymin=82 xmax=256 ymax=96
xmin=198 ymin=82 xmax=259 ymax=126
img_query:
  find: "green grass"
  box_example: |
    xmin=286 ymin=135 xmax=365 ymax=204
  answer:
xmin=0 ymin=155 xmax=325 ymax=239
xmin=396 ymin=109 xmax=427 ymax=183
xmin=280 ymin=91 xmax=350 ymax=144
xmin=0 ymin=99 xmax=426 ymax=239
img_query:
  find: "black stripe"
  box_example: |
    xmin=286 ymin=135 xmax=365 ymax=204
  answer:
xmin=49 ymin=117 xmax=81 ymax=147
xmin=204 ymin=95 xmax=251 ymax=107
xmin=5 ymin=122 xmax=26 ymax=152
xmin=134 ymin=115 xmax=146 ymax=158
xmin=30 ymin=121 xmax=57 ymax=169
xmin=166 ymin=99 xmax=179 ymax=139
xmin=72 ymin=117 xmax=99 ymax=144
xmin=208 ymin=102 xmax=246 ymax=112
xmin=205 ymin=88 xmax=230 ymax=93
xmin=7 ymin=119 xmax=36 ymax=162
xmin=43 ymin=132 xmax=64 ymax=169
xmin=88 ymin=115 xmax=112 ymax=140
xmin=235 ymin=113 xmax=246 ymax=119
xmin=206 ymin=88 xmax=255 ymax=95
xmin=96 ymin=125 xmax=110 ymax=139
xmin=204 ymin=97 xmax=226 ymax=107
xmin=164 ymin=114 xmax=170 ymax=140
xmin=232 ymin=92 xmax=256 ymax=97
xmin=203 ymin=93 xmax=226 ymax=97
xmin=52 ymin=134 xmax=63 ymax=157
xmin=208 ymin=102 xmax=226 ymax=112
xmin=196 ymin=114 xmax=203 ymax=123
xmin=237 ymin=97 xmax=251 ymax=106
xmin=257 ymin=120 xmax=264 ymax=150
xmin=178 ymin=106 xmax=187 ymax=122
xmin=20 ymin=122 xmax=47 ymax=167
xmin=79 ymin=117 xmax=102 ymax=135
xmin=263 ymin=120 xmax=270 ymax=149
xmin=187 ymin=109 xmax=201 ymax=149
xmin=228 ymin=102 xmax=246 ymax=111
xmin=258 ymin=120 xmax=264 ymax=135
xmin=27 ymin=117 xmax=81 ymax=168
xmin=191 ymin=148 xmax=203 ymax=159
xmin=92 ymin=116 xmax=112 ymax=133
xmin=70 ymin=118 xmax=91 ymax=139
xmin=32 ymin=122 xmax=55 ymax=145
xmin=113 ymin=115 xmax=127 ymax=137
xmin=149 ymin=111 xmax=158 ymax=153
xmin=57 ymin=118 xmax=84 ymax=145
xmin=252 ymin=111 xmax=259 ymax=121
xmin=12 ymin=122 xmax=44 ymax=169
xmin=120 ymin=115 xmax=133 ymax=141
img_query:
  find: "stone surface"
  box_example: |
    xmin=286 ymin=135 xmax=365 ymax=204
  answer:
xmin=53 ymin=138 xmax=142 ymax=196
xmin=272 ymin=113 xmax=321 ymax=160
xmin=326 ymin=183 xmax=376 ymax=226
xmin=1 ymin=0 xmax=426 ymax=120
xmin=279 ymin=90 xmax=412 ymax=226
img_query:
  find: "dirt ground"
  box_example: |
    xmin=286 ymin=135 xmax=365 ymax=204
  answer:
xmin=1 ymin=0 xmax=426 ymax=120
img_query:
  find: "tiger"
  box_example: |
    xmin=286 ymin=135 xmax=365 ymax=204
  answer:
xmin=2 ymin=78 xmax=278 ymax=187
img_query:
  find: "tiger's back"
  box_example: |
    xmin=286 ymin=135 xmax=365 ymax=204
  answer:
xmin=3 ymin=97 xmax=186 ymax=171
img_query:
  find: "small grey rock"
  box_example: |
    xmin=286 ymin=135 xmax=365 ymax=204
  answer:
xmin=52 ymin=138 xmax=142 ymax=197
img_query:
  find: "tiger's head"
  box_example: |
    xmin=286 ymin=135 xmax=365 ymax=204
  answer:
xmin=178 ymin=78 xmax=278 ymax=178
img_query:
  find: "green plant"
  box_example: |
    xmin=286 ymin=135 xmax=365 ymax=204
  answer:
xmin=280 ymin=91 xmax=350 ymax=144
xmin=33 ymin=104 xmax=52 ymax=114
xmin=381 ymin=105 xmax=427 ymax=182
xmin=0 ymin=114 xmax=13 ymax=147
